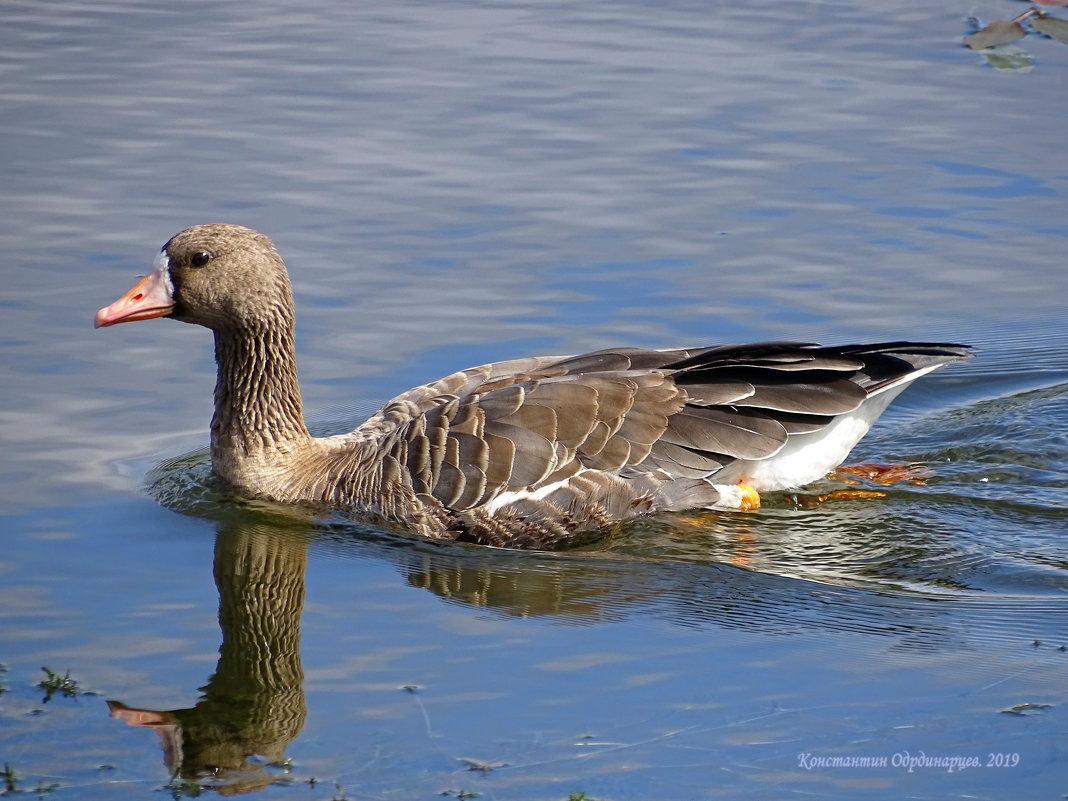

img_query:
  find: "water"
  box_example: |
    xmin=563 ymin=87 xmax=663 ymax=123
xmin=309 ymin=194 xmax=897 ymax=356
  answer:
xmin=2 ymin=0 xmax=1067 ymax=797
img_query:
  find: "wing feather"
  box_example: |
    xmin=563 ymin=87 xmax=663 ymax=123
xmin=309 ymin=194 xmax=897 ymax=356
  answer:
xmin=475 ymin=384 xmax=526 ymax=418
xmin=577 ymin=419 xmax=614 ymax=459
xmin=731 ymin=378 xmax=867 ymax=415
xmin=647 ymin=440 xmax=729 ymax=475
xmin=660 ymin=407 xmax=788 ymax=460
xmin=498 ymin=403 xmax=558 ymax=444
xmin=681 ymin=381 xmax=755 ymax=406
xmin=584 ymin=434 xmax=631 ymax=472
xmin=482 ymin=431 xmax=516 ymax=487
xmin=482 ymin=420 xmax=556 ymax=486
xmin=433 ymin=461 xmax=466 ymax=508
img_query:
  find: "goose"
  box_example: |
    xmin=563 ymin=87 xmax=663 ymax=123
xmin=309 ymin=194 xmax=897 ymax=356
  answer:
xmin=95 ymin=224 xmax=972 ymax=548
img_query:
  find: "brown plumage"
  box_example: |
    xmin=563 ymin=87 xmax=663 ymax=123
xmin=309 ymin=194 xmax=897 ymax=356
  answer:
xmin=96 ymin=224 xmax=972 ymax=548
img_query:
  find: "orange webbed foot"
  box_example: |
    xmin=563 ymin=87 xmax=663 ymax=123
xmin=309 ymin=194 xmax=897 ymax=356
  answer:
xmin=830 ymin=461 xmax=933 ymax=486
xmin=737 ymin=482 xmax=761 ymax=511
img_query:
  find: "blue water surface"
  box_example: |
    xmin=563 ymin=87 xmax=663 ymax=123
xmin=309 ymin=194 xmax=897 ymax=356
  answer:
xmin=1 ymin=1 xmax=1067 ymax=798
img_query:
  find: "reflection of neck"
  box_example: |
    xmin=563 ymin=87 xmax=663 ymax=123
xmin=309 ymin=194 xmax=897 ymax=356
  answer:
xmin=212 ymin=525 xmax=307 ymax=699
xmin=211 ymin=311 xmax=310 ymax=461
xmin=188 ymin=524 xmax=309 ymax=785
xmin=107 ymin=524 xmax=309 ymax=791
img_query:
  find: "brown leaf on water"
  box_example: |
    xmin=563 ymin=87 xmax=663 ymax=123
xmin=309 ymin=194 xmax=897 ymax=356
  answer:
xmin=825 ymin=489 xmax=888 ymax=500
xmin=783 ymin=488 xmax=887 ymax=508
xmin=830 ymin=462 xmax=932 ymax=485
xmin=964 ymin=19 xmax=1027 ymax=49
xmin=458 ymin=757 xmax=508 ymax=772
xmin=1032 ymin=15 xmax=1068 ymax=43
xmin=1000 ymin=702 xmax=1053 ymax=716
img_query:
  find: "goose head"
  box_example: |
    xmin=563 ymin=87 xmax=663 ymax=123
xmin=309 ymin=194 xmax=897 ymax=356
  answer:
xmin=94 ymin=223 xmax=294 ymax=333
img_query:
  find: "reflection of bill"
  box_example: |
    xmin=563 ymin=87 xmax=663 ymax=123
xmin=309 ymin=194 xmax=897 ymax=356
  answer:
xmin=107 ymin=523 xmax=308 ymax=794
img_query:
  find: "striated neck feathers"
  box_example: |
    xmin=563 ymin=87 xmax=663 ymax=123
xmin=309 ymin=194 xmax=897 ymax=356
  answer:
xmin=210 ymin=301 xmax=310 ymax=461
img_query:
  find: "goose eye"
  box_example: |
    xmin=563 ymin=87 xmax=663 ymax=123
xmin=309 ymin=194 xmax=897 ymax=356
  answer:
xmin=190 ymin=251 xmax=212 ymax=268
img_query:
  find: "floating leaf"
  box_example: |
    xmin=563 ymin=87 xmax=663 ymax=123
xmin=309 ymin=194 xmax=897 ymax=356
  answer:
xmin=1032 ymin=15 xmax=1068 ymax=43
xmin=1000 ymin=702 xmax=1053 ymax=716
xmin=1031 ymin=0 xmax=1068 ymax=6
xmin=982 ymin=46 xmax=1035 ymax=71
xmin=458 ymin=757 xmax=508 ymax=772
xmin=964 ymin=19 xmax=1027 ymax=49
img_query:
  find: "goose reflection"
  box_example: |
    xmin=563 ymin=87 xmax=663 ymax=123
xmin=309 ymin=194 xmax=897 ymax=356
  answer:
xmin=319 ymin=513 xmax=981 ymax=648
xmin=107 ymin=484 xmax=1032 ymax=793
xmin=108 ymin=522 xmax=308 ymax=795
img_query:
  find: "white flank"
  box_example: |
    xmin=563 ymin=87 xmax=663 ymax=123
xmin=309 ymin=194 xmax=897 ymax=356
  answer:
xmin=716 ymin=376 xmax=927 ymax=491
xmin=709 ymin=483 xmax=750 ymax=509
xmin=482 ymin=469 xmax=590 ymax=515
xmin=866 ymin=361 xmax=945 ymax=397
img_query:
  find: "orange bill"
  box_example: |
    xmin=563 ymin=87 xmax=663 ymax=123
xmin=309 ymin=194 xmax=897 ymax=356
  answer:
xmin=94 ymin=264 xmax=174 ymax=328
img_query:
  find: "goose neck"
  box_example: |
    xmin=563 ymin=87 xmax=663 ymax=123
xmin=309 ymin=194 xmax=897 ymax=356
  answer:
xmin=211 ymin=317 xmax=310 ymax=457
